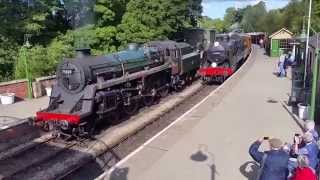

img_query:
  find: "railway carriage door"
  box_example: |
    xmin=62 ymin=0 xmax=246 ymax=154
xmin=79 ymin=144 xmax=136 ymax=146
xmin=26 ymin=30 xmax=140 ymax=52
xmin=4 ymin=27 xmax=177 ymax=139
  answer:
xmin=168 ymin=48 xmax=178 ymax=74
xmin=174 ymin=48 xmax=182 ymax=74
xmin=177 ymin=48 xmax=182 ymax=74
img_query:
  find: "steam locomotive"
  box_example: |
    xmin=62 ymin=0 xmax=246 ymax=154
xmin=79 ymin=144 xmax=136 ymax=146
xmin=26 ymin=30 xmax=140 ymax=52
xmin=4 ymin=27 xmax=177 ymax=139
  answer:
xmin=35 ymin=40 xmax=204 ymax=138
xmin=199 ymin=33 xmax=252 ymax=83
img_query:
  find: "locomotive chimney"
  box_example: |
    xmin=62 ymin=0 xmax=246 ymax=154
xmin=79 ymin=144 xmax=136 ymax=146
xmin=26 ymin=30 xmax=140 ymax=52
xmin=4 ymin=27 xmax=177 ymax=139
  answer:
xmin=128 ymin=43 xmax=139 ymax=51
xmin=76 ymin=48 xmax=91 ymax=58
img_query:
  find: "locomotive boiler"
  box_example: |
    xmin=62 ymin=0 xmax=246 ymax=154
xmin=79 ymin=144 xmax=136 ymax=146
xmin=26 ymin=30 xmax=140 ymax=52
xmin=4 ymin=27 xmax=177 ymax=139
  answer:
xmin=35 ymin=41 xmax=201 ymax=138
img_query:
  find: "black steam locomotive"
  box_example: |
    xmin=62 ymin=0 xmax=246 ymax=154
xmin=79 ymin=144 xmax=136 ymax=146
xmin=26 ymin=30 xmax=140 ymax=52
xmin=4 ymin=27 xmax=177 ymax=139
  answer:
xmin=36 ymin=40 xmax=202 ymax=138
xmin=199 ymin=33 xmax=252 ymax=83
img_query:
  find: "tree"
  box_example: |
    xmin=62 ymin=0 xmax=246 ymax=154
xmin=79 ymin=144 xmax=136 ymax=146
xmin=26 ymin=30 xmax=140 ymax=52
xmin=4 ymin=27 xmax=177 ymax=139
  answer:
xmin=223 ymin=7 xmax=239 ymax=28
xmin=2 ymin=0 xmax=204 ymax=82
xmin=241 ymin=2 xmax=267 ymax=32
xmin=199 ymin=17 xmax=226 ymax=33
xmin=281 ymin=0 xmax=305 ymax=34
xmin=94 ymin=0 xmax=129 ymax=27
xmin=199 ymin=16 xmax=214 ymax=28
xmin=260 ymin=9 xmax=284 ymax=34
xmin=118 ymin=0 xmax=202 ymax=46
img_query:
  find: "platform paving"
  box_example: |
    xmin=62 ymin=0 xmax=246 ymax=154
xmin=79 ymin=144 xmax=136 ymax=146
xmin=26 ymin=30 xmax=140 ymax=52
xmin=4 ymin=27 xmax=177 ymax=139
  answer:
xmin=0 ymin=96 xmax=48 ymax=129
xmin=104 ymin=47 xmax=302 ymax=180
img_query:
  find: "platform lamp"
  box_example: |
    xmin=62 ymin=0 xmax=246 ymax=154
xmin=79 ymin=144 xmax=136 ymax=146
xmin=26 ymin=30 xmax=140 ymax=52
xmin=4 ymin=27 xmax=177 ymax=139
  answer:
xmin=23 ymin=34 xmax=33 ymax=99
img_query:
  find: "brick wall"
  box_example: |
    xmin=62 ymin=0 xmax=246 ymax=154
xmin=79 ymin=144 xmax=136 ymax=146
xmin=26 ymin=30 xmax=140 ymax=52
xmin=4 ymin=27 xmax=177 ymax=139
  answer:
xmin=0 ymin=80 xmax=28 ymax=100
xmin=0 ymin=75 xmax=57 ymax=101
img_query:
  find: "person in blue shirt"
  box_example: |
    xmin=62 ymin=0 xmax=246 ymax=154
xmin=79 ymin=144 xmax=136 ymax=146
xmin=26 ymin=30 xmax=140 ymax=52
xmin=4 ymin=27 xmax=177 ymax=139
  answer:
xmin=293 ymin=132 xmax=319 ymax=170
xmin=304 ymin=120 xmax=319 ymax=141
xmin=278 ymin=53 xmax=287 ymax=77
xmin=249 ymin=138 xmax=289 ymax=180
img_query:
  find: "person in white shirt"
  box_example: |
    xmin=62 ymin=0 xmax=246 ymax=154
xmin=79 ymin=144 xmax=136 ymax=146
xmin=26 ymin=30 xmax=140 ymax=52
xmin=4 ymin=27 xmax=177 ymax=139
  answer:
xmin=259 ymin=39 xmax=264 ymax=48
xmin=278 ymin=52 xmax=286 ymax=77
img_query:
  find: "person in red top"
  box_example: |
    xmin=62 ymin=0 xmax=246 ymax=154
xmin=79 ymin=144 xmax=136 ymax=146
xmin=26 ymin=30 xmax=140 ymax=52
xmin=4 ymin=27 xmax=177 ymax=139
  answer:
xmin=291 ymin=155 xmax=317 ymax=180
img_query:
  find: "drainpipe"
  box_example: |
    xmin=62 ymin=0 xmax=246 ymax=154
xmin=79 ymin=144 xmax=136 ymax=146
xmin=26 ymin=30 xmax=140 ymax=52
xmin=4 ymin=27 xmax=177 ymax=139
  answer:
xmin=310 ymin=33 xmax=319 ymax=120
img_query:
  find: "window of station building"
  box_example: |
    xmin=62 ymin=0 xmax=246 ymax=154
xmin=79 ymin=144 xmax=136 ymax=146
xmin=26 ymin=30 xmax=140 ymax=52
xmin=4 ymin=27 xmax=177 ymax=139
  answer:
xmin=279 ymin=39 xmax=294 ymax=49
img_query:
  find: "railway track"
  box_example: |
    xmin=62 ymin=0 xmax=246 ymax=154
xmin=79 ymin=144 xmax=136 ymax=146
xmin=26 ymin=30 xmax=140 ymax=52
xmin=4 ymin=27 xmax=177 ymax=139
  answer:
xmin=61 ymin=83 xmax=219 ymax=180
xmin=0 ymin=80 xmax=217 ymax=180
xmin=0 ymin=136 xmax=84 ymax=179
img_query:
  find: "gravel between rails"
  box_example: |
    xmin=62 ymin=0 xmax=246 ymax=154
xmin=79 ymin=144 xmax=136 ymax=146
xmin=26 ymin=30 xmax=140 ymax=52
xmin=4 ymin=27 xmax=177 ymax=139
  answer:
xmin=0 ymin=139 xmax=78 ymax=179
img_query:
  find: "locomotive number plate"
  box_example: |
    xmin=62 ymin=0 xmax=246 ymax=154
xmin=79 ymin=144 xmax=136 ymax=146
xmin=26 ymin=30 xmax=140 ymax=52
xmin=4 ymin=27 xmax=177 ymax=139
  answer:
xmin=62 ymin=69 xmax=74 ymax=75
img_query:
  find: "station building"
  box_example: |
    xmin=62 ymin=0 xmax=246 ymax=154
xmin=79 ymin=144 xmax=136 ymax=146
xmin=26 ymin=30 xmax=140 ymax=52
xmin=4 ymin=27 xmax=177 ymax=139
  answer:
xmin=269 ymin=28 xmax=294 ymax=57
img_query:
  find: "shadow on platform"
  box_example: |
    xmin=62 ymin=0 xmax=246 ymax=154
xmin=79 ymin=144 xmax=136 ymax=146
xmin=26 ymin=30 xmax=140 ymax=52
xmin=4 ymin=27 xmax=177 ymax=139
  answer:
xmin=190 ymin=144 xmax=217 ymax=180
xmin=239 ymin=161 xmax=260 ymax=180
xmin=109 ymin=167 xmax=129 ymax=180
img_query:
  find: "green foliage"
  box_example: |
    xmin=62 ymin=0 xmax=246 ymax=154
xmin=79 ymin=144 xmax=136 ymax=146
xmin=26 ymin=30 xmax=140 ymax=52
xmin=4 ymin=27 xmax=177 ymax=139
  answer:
xmin=223 ymin=7 xmax=242 ymax=28
xmin=209 ymin=0 xmax=320 ymax=36
xmin=199 ymin=16 xmax=227 ymax=33
xmin=260 ymin=10 xmax=284 ymax=34
xmin=118 ymin=0 xmax=202 ymax=46
xmin=212 ymin=19 xmax=227 ymax=33
xmin=241 ymin=2 xmax=267 ymax=32
xmin=199 ymin=16 xmax=215 ymax=29
xmin=15 ymin=46 xmax=52 ymax=79
xmin=3 ymin=0 xmax=203 ymax=82
xmin=0 ymin=36 xmax=17 ymax=81
xmin=94 ymin=0 xmax=129 ymax=26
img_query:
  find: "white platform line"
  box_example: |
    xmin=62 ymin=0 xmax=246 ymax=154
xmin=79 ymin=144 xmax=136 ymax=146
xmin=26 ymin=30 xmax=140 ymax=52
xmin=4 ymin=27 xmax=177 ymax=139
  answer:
xmin=97 ymin=47 xmax=255 ymax=180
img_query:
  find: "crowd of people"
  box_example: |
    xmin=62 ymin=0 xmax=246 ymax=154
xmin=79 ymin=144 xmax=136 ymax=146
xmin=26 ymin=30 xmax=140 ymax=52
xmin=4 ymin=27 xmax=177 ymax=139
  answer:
xmin=249 ymin=120 xmax=319 ymax=180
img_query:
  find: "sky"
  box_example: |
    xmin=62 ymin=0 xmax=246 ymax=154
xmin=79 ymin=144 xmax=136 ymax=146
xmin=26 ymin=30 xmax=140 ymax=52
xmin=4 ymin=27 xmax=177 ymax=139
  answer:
xmin=202 ymin=0 xmax=290 ymax=19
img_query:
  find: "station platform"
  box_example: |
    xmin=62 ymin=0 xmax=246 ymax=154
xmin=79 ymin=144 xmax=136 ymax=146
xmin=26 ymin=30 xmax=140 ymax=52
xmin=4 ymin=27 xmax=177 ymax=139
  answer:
xmin=0 ymin=96 xmax=48 ymax=130
xmin=103 ymin=47 xmax=302 ymax=180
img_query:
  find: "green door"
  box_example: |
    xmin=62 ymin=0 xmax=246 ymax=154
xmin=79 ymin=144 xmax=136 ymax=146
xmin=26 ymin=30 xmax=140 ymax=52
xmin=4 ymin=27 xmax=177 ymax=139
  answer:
xmin=271 ymin=39 xmax=280 ymax=57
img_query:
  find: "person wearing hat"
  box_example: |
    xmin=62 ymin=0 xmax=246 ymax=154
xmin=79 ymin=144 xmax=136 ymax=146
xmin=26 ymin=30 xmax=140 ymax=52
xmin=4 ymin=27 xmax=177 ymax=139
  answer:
xmin=249 ymin=137 xmax=289 ymax=180
xmin=293 ymin=132 xmax=319 ymax=170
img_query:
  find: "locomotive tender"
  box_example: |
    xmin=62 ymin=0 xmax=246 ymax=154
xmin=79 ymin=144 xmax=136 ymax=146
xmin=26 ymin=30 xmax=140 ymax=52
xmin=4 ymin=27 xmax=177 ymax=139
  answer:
xmin=199 ymin=32 xmax=252 ymax=83
xmin=36 ymin=40 xmax=202 ymax=138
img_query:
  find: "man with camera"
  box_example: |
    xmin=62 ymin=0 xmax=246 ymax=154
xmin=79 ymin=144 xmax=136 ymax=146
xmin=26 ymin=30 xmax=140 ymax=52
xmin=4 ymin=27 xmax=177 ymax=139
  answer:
xmin=249 ymin=137 xmax=289 ymax=180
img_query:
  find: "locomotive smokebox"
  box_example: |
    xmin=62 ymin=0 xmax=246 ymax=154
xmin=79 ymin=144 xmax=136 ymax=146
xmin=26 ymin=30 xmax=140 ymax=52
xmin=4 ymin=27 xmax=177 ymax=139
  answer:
xmin=76 ymin=48 xmax=91 ymax=58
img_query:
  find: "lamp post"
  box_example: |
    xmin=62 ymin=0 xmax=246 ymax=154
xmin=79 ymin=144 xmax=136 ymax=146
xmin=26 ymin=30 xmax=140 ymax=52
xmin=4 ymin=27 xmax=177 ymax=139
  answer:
xmin=23 ymin=34 xmax=33 ymax=99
